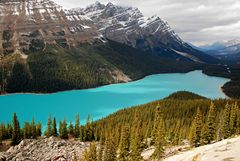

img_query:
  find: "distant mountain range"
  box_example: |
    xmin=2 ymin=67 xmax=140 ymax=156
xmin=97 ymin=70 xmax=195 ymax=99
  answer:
xmin=0 ymin=0 xmax=219 ymax=94
xmin=195 ymin=40 xmax=240 ymax=62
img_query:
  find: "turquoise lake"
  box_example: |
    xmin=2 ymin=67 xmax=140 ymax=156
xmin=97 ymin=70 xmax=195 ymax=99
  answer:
xmin=0 ymin=70 xmax=230 ymax=125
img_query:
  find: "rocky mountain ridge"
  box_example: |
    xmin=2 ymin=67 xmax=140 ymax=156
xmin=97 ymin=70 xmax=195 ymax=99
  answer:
xmin=0 ymin=0 xmax=98 ymax=55
xmin=70 ymin=1 xmax=218 ymax=63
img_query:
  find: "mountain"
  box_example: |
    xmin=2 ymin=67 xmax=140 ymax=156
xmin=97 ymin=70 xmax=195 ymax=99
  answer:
xmin=200 ymin=40 xmax=240 ymax=55
xmin=198 ymin=40 xmax=240 ymax=62
xmin=0 ymin=0 xmax=217 ymax=94
xmin=0 ymin=0 xmax=99 ymax=54
xmin=70 ymin=2 xmax=218 ymax=64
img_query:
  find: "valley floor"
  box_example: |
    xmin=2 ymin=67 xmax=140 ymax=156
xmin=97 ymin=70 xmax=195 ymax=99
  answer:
xmin=164 ymin=137 xmax=240 ymax=161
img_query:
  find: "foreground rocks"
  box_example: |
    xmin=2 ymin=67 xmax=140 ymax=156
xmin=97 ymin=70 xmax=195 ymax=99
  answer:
xmin=164 ymin=137 xmax=240 ymax=161
xmin=0 ymin=137 xmax=89 ymax=161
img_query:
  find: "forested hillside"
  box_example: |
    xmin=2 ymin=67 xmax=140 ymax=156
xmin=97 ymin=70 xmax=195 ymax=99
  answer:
xmin=0 ymin=92 xmax=240 ymax=160
xmin=0 ymin=41 xmax=199 ymax=94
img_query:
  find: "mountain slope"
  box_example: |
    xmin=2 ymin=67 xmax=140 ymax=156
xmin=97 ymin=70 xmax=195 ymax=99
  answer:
xmin=70 ymin=2 xmax=219 ymax=64
xmin=0 ymin=0 xmax=216 ymax=94
xmin=1 ymin=40 xmax=198 ymax=93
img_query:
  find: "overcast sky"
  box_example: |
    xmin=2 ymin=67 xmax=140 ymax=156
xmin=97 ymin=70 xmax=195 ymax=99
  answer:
xmin=55 ymin=0 xmax=240 ymax=46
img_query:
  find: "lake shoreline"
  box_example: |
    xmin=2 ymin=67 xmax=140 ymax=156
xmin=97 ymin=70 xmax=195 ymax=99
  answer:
xmin=0 ymin=70 xmax=230 ymax=124
xmin=0 ymin=70 xmax=230 ymax=97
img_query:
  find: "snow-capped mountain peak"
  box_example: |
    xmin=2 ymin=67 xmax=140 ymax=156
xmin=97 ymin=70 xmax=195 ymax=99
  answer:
xmin=70 ymin=2 xmax=185 ymax=48
xmin=67 ymin=1 xmax=218 ymax=63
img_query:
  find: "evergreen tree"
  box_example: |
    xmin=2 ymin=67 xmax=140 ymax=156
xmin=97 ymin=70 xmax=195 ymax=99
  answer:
xmin=52 ymin=117 xmax=58 ymax=137
xmin=237 ymin=103 xmax=240 ymax=134
xmin=129 ymin=113 xmax=142 ymax=161
xmin=230 ymin=102 xmax=238 ymax=135
xmin=59 ymin=119 xmax=68 ymax=139
xmin=97 ymin=136 xmax=104 ymax=161
xmin=36 ymin=122 xmax=42 ymax=137
xmin=151 ymin=104 xmax=160 ymax=141
xmin=68 ymin=122 xmax=74 ymax=137
xmin=189 ymin=108 xmax=203 ymax=147
xmin=103 ymin=134 xmax=116 ymax=161
xmin=6 ymin=124 xmax=12 ymax=139
xmin=23 ymin=122 xmax=31 ymax=139
xmin=82 ymin=148 xmax=90 ymax=161
xmin=88 ymin=142 xmax=98 ymax=161
xmin=74 ymin=114 xmax=80 ymax=138
xmin=221 ymin=103 xmax=231 ymax=139
xmin=118 ymin=125 xmax=130 ymax=161
xmin=172 ymin=120 xmax=181 ymax=145
xmin=12 ymin=113 xmax=21 ymax=145
xmin=45 ymin=115 xmax=52 ymax=138
xmin=31 ymin=117 xmax=36 ymax=139
xmin=151 ymin=108 xmax=166 ymax=160
xmin=0 ymin=124 xmax=4 ymax=144
xmin=84 ymin=115 xmax=93 ymax=141
xmin=202 ymin=102 xmax=216 ymax=144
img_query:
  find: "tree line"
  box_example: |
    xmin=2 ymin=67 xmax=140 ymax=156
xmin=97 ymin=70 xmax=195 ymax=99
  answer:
xmin=0 ymin=113 xmax=41 ymax=145
xmin=1 ymin=96 xmax=240 ymax=160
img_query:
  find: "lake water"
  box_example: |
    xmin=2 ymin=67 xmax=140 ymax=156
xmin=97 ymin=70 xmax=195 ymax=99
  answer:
xmin=0 ymin=70 xmax=229 ymax=125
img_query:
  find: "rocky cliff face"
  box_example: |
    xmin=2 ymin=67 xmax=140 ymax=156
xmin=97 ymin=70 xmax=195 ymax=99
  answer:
xmin=0 ymin=137 xmax=89 ymax=160
xmin=70 ymin=2 xmax=217 ymax=63
xmin=0 ymin=0 xmax=98 ymax=56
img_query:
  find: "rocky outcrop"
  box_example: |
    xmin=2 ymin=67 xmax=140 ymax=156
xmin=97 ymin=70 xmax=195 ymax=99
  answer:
xmin=0 ymin=0 xmax=98 ymax=55
xmin=0 ymin=137 xmax=90 ymax=160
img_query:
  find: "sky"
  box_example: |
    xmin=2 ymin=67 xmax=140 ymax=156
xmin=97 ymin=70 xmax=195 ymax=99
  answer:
xmin=55 ymin=0 xmax=240 ymax=46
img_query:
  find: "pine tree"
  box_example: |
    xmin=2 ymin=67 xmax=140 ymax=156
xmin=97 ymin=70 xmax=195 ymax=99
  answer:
xmin=230 ymin=102 xmax=238 ymax=135
xmin=0 ymin=124 xmax=4 ymax=144
xmin=97 ymin=136 xmax=104 ymax=161
xmin=189 ymin=108 xmax=203 ymax=147
xmin=88 ymin=142 xmax=98 ymax=161
xmin=221 ymin=103 xmax=231 ymax=139
xmin=151 ymin=104 xmax=160 ymax=141
xmin=172 ymin=120 xmax=181 ymax=145
xmin=45 ymin=115 xmax=52 ymax=138
xmin=31 ymin=117 xmax=36 ymax=139
xmin=52 ymin=117 xmax=58 ymax=137
xmin=202 ymin=102 xmax=216 ymax=144
xmin=82 ymin=148 xmax=90 ymax=161
xmin=6 ymin=123 xmax=13 ymax=139
xmin=36 ymin=122 xmax=42 ymax=137
xmin=68 ymin=122 xmax=74 ymax=137
xmin=118 ymin=125 xmax=130 ymax=161
xmin=103 ymin=134 xmax=116 ymax=161
xmin=151 ymin=108 xmax=166 ymax=160
xmin=237 ymin=103 xmax=240 ymax=134
xmin=12 ymin=113 xmax=21 ymax=145
xmin=23 ymin=122 xmax=31 ymax=139
xmin=129 ymin=113 xmax=142 ymax=161
xmin=74 ymin=114 xmax=80 ymax=138
xmin=84 ymin=115 xmax=93 ymax=141
xmin=59 ymin=119 xmax=68 ymax=139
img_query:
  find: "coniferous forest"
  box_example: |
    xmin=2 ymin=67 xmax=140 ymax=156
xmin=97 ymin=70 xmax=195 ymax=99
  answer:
xmin=0 ymin=91 xmax=240 ymax=160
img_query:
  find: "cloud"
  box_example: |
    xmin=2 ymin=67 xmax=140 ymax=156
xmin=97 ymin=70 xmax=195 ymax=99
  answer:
xmin=55 ymin=0 xmax=240 ymax=46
